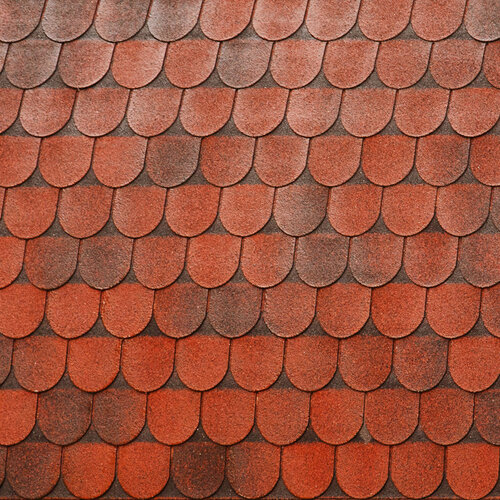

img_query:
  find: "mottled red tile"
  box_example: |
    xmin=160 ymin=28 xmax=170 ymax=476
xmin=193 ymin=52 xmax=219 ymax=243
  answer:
xmin=411 ymin=0 xmax=466 ymax=40
xmin=5 ymin=39 xmax=59 ymax=88
xmin=465 ymin=0 xmax=500 ymax=41
xmin=447 ymin=443 xmax=499 ymax=499
xmin=154 ymin=283 xmax=207 ymax=337
xmin=0 ymin=284 xmax=45 ymax=339
xmin=176 ymin=334 xmax=229 ymax=390
xmin=148 ymin=389 xmax=200 ymax=444
xmin=122 ymin=336 xmax=174 ymax=392
xmin=4 ymin=186 xmax=58 ymax=238
xmin=253 ymin=0 xmax=306 ymax=40
xmin=0 ymin=136 xmax=39 ymax=187
xmin=101 ymin=283 xmax=154 ymax=338
xmin=359 ymin=0 xmax=412 ymax=39
xmin=241 ymin=233 xmax=294 ymax=288
xmin=148 ymin=0 xmax=202 ymax=41
xmin=0 ymin=335 xmax=12 ymax=384
xmin=483 ymin=285 xmax=500 ymax=337
xmin=227 ymin=442 xmax=280 ymax=498
xmin=118 ymin=442 xmax=170 ymax=499
xmin=484 ymin=41 xmax=500 ymax=87
xmin=46 ymin=284 xmax=100 ymax=338
xmin=68 ymin=337 xmax=121 ymax=392
xmin=475 ymin=390 xmax=500 ymax=444
xmin=208 ymin=282 xmax=261 ymax=338
xmin=202 ymin=388 xmax=255 ymax=445
xmin=0 ymin=88 xmax=22 ymax=133
xmin=172 ymin=442 xmax=225 ymax=499
xmin=200 ymin=0 xmax=253 ymax=40
xmin=391 ymin=442 xmax=444 ymax=499
xmin=7 ymin=442 xmax=60 ymax=499
xmin=336 ymin=443 xmax=389 ymax=498
xmin=165 ymin=38 xmax=218 ymax=88
xmin=342 ymin=88 xmax=395 ymax=137
xmin=0 ymin=389 xmax=36 ymax=445
xmin=377 ymin=40 xmax=430 ymax=88
xmin=470 ymin=135 xmax=500 ymax=185
xmin=230 ymin=335 xmax=284 ymax=391
xmin=459 ymin=233 xmax=500 ymax=287
xmin=420 ymin=388 xmax=473 ymax=444
xmin=59 ymin=39 xmax=114 ymax=88
xmin=0 ymin=0 xmax=44 ymax=42
xmin=404 ymin=232 xmax=458 ymax=287
xmin=146 ymin=135 xmax=200 ymax=187
xmin=395 ymin=88 xmax=449 ymax=137
xmin=256 ymin=388 xmax=309 ymax=445
xmin=217 ymin=38 xmax=272 ymax=88
xmin=13 ymin=336 xmax=66 ymax=392
xmin=38 ymin=387 xmax=92 ymax=445
xmin=95 ymin=0 xmax=149 ymax=41
xmin=42 ymin=0 xmax=98 ymax=41
xmin=233 ymin=87 xmax=288 ymax=137
xmin=306 ymin=0 xmax=360 ymax=40
xmin=449 ymin=88 xmax=500 ymax=137
xmin=79 ymin=236 xmax=132 ymax=290
xmin=350 ymin=233 xmax=403 ymax=287
xmin=113 ymin=186 xmax=166 ymax=237
xmin=62 ymin=443 xmax=115 ymax=499
xmin=0 ymin=237 xmax=24 ymax=288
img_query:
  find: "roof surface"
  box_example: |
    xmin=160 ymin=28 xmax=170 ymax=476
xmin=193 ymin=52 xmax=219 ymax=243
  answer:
xmin=0 ymin=0 xmax=499 ymax=498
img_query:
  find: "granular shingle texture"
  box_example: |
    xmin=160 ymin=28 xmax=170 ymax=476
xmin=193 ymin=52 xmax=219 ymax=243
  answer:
xmin=0 ymin=0 xmax=499 ymax=498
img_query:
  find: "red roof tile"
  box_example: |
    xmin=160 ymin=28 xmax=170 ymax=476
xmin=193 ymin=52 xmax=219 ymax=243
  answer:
xmin=411 ymin=0 xmax=466 ymax=41
xmin=200 ymin=0 xmax=253 ymax=41
xmin=306 ymin=0 xmax=360 ymax=41
xmin=253 ymin=0 xmax=306 ymax=41
xmin=148 ymin=0 xmax=202 ymax=42
xmin=358 ymin=0 xmax=412 ymax=40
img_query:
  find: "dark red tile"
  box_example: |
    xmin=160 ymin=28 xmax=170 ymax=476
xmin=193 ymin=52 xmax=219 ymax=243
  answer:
xmin=0 ymin=136 xmax=39 ymax=187
xmin=113 ymin=185 xmax=166 ymax=237
xmin=350 ymin=233 xmax=403 ymax=287
xmin=59 ymin=39 xmax=114 ymax=88
xmin=317 ymin=283 xmax=370 ymax=338
xmin=112 ymin=40 xmax=166 ymax=89
xmin=395 ymin=88 xmax=449 ymax=137
xmin=0 ymin=389 xmax=37 ymax=445
xmin=217 ymin=38 xmax=272 ymax=88
xmin=492 ymin=188 xmax=500 ymax=230
xmin=459 ymin=233 xmax=500 ymax=288
xmin=62 ymin=443 xmax=115 ymax=499
xmin=0 ymin=88 xmax=22 ymax=133
xmin=482 ymin=285 xmax=500 ymax=337
xmin=241 ymin=233 xmax=295 ymax=288
xmin=208 ymin=282 xmax=261 ymax=338
xmin=336 ymin=443 xmax=389 ymax=498
xmin=420 ymin=388 xmax=473 ymax=444
xmin=256 ymin=388 xmax=309 ymax=445
xmin=13 ymin=336 xmax=66 ymax=392
xmin=394 ymin=333 xmax=447 ymax=391
xmin=127 ymin=87 xmax=182 ymax=136
xmin=79 ymin=236 xmax=133 ymax=290
xmin=38 ymin=387 xmax=92 ymax=445
xmin=0 ymin=335 xmax=12 ymax=384
xmin=133 ymin=236 xmax=186 ymax=289
xmin=4 ymin=186 xmax=58 ymax=238
xmin=164 ymin=39 xmax=218 ymax=88
xmin=148 ymin=0 xmax=202 ymax=41
xmin=470 ymin=135 xmax=500 ymax=186
xmin=154 ymin=283 xmax=207 ymax=338
xmin=252 ymin=0 xmax=307 ymax=40
xmin=411 ymin=0 xmax=466 ymax=40
xmin=7 ymin=442 xmax=60 ymax=499
xmin=117 ymin=442 xmax=170 ymax=499
xmin=227 ymin=442 xmax=280 ymax=498
xmin=484 ymin=41 xmax=500 ymax=88
xmin=0 ymin=0 xmax=44 ymax=42
xmin=200 ymin=0 xmax=253 ymax=40
xmin=447 ymin=443 xmax=499 ymax=499
xmin=93 ymin=388 xmax=146 ymax=445
xmin=263 ymin=283 xmax=316 ymax=337
xmin=365 ymin=388 xmax=419 ymax=444
xmin=475 ymin=390 xmax=500 ymax=444
xmin=180 ymin=87 xmax=235 ymax=136
xmin=46 ymin=284 xmax=100 ymax=338
xmin=176 ymin=334 xmax=229 ymax=390
xmin=122 ymin=336 xmax=174 ymax=392
xmin=391 ymin=442 xmax=444 ymax=499
xmin=148 ymin=389 xmax=200 ymax=444
xmin=201 ymin=388 xmax=255 ymax=445
xmin=0 ymin=284 xmax=45 ymax=339
xmin=74 ymin=87 xmax=129 ymax=137
xmin=42 ymin=0 xmax=98 ymax=41
xmin=464 ymin=0 xmax=500 ymax=41
xmin=285 ymin=335 xmax=338 ymax=391
xmin=101 ymin=283 xmax=154 ymax=338
xmin=362 ymin=135 xmax=415 ymax=186
xmin=0 ymin=236 xmax=24 ymax=288
xmin=233 ymin=87 xmax=288 ymax=137
xmin=282 ymin=442 xmax=334 ymax=499
xmin=230 ymin=335 xmax=284 ymax=391
xmin=94 ymin=0 xmax=149 ymax=41
xmin=5 ymin=39 xmax=59 ymax=88
xmin=306 ymin=0 xmax=360 ymax=40
xmin=376 ymin=40 xmax=430 ymax=88
xmin=172 ymin=442 xmax=225 ymax=499
xmin=68 ymin=337 xmax=121 ymax=392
